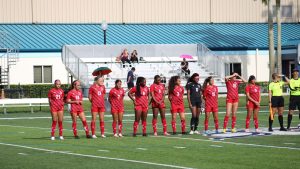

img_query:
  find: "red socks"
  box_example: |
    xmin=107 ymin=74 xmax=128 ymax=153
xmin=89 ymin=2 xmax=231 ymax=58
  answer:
xmin=51 ymin=120 xmax=57 ymax=137
xmin=254 ymin=117 xmax=259 ymax=129
xmin=118 ymin=121 xmax=123 ymax=134
xmin=214 ymin=119 xmax=219 ymax=130
xmin=152 ymin=119 xmax=157 ymax=133
xmin=91 ymin=121 xmax=96 ymax=135
xmin=223 ymin=116 xmax=229 ymax=129
xmin=162 ymin=118 xmax=167 ymax=133
xmin=112 ymin=121 xmax=117 ymax=134
xmin=204 ymin=118 xmax=209 ymax=131
xmin=72 ymin=122 xmax=77 ymax=136
xmin=181 ymin=120 xmax=186 ymax=133
xmin=142 ymin=121 xmax=147 ymax=134
xmin=133 ymin=121 xmax=139 ymax=134
xmin=231 ymin=116 xmax=236 ymax=129
xmin=171 ymin=120 xmax=176 ymax=133
xmin=82 ymin=120 xmax=90 ymax=136
xmin=245 ymin=116 xmax=251 ymax=129
xmin=58 ymin=121 xmax=63 ymax=136
xmin=100 ymin=121 xmax=105 ymax=135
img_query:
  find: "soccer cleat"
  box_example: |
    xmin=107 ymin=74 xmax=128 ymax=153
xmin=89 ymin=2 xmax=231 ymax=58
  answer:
xmin=255 ymin=129 xmax=261 ymax=133
xmin=142 ymin=133 xmax=147 ymax=137
xmin=92 ymin=135 xmax=97 ymax=139
xmin=163 ymin=132 xmax=170 ymax=136
xmin=132 ymin=133 xmax=137 ymax=137
xmin=51 ymin=136 xmax=55 ymax=141
xmin=153 ymin=132 xmax=158 ymax=136
xmin=245 ymin=129 xmax=250 ymax=133
xmin=194 ymin=130 xmax=200 ymax=134
xmin=189 ymin=130 xmax=194 ymax=135
xmin=86 ymin=135 xmax=92 ymax=139
xmin=298 ymin=124 xmax=300 ymax=128
xmin=181 ymin=132 xmax=187 ymax=135
xmin=268 ymin=128 xmax=273 ymax=132
xmin=215 ymin=130 xmax=219 ymax=134
xmin=172 ymin=132 xmax=177 ymax=135
xmin=59 ymin=136 xmax=64 ymax=140
xmin=202 ymin=130 xmax=209 ymax=136
xmin=231 ymin=128 xmax=237 ymax=133
xmin=118 ymin=133 xmax=123 ymax=137
xmin=279 ymin=128 xmax=287 ymax=131
xmin=74 ymin=136 xmax=80 ymax=139
xmin=113 ymin=134 xmax=119 ymax=137
xmin=222 ymin=128 xmax=227 ymax=133
xmin=101 ymin=134 xmax=106 ymax=138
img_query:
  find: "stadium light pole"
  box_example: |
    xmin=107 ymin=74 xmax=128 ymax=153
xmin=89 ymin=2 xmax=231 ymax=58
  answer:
xmin=101 ymin=22 xmax=108 ymax=45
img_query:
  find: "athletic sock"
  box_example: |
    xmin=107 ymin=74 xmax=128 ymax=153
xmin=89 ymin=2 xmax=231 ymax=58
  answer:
xmin=181 ymin=119 xmax=186 ymax=133
xmin=287 ymin=114 xmax=293 ymax=129
xmin=162 ymin=118 xmax=167 ymax=133
xmin=72 ymin=122 xmax=78 ymax=136
xmin=152 ymin=119 xmax=157 ymax=133
xmin=118 ymin=121 xmax=123 ymax=134
xmin=51 ymin=120 xmax=57 ymax=137
xmin=253 ymin=117 xmax=259 ymax=129
xmin=245 ymin=116 xmax=251 ymax=129
xmin=278 ymin=115 xmax=284 ymax=129
xmin=269 ymin=116 xmax=273 ymax=129
xmin=100 ymin=121 xmax=105 ymax=135
xmin=195 ymin=117 xmax=199 ymax=131
xmin=204 ymin=118 xmax=209 ymax=131
xmin=112 ymin=121 xmax=117 ymax=134
xmin=142 ymin=120 xmax=147 ymax=134
xmin=190 ymin=117 xmax=195 ymax=131
xmin=133 ymin=121 xmax=139 ymax=134
xmin=214 ymin=119 xmax=219 ymax=130
xmin=58 ymin=121 xmax=63 ymax=136
xmin=82 ymin=120 xmax=90 ymax=136
xmin=231 ymin=116 xmax=237 ymax=129
xmin=223 ymin=116 xmax=229 ymax=129
xmin=171 ymin=120 xmax=176 ymax=133
xmin=90 ymin=121 xmax=96 ymax=135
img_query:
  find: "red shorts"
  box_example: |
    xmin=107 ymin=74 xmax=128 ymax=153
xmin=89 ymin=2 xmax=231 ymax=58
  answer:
xmin=91 ymin=106 xmax=105 ymax=113
xmin=111 ymin=107 xmax=124 ymax=114
xmin=50 ymin=106 xmax=64 ymax=113
xmin=70 ymin=106 xmax=84 ymax=114
xmin=205 ymin=106 xmax=218 ymax=113
xmin=171 ymin=103 xmax=184 ymax=113
xmin=152 ymin=102 xmax=166 ymax=109
xmin=135 ymin=105 xmax=148 ymax=112
xmin=246 ymin=101 xmax=260 ymax=110
xmin=70 ymin=110 xmax=83 ymax=115
xmin=226 ymin=98 xmax=239 ymax=104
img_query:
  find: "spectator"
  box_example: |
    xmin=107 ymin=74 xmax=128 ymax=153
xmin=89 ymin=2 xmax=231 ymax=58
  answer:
xmin=130 ymin=50 xmax=139 ymax=63
xmin=120 ymin=49 xmax=131 ymax=67
xmin=181 ymin=58 xmax=190 ymax=77
xmin=127 ymin=67 xmax=136 ymax=91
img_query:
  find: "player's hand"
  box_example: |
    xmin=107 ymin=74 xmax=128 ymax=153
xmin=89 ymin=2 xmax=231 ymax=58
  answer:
xmin=133 ymin=100 xmax=136 ymax=105
xmin=189 ymin=104 xmax=193 ymax=109
xmin=255 ymin=101 xmax=260 ymax=106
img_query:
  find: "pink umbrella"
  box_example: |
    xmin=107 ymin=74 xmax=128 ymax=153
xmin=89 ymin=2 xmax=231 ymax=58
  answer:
xmin=180 ymin=54 xmax=193 ymax=59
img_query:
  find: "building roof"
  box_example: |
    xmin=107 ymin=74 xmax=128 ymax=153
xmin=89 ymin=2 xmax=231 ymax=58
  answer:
xmin=0 ymin=23 xmax=299 ymax=52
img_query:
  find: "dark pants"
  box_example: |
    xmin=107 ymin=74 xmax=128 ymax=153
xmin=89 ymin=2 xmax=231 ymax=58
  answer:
xmin=122 ymin=58 xmax=131 ymax=64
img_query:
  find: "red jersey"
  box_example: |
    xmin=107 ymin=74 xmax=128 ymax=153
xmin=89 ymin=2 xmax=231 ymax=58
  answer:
xmin=226 ymin=80 xmax=241 ymax=99
xmin=48 ymin=88 xmax=64 ymax=109
xmin=109 ymin=87 xmax=125 ymax=110
xmin=170 ymin=85 xmax=184 ymax=105
xmin=150 ymin=83 xmax=165 ymax=103
xmin=67 ymin=89 xmax=83 ymax=112
xmin=130 ymin=86 xmax=149 ymax=107
xmin=89 ymin=84 xmax=106 ymax=108
xmin=204 ymin=85 xmax=218 ymax=108
xmin=245 ymin=84 xmax=260 ymax=102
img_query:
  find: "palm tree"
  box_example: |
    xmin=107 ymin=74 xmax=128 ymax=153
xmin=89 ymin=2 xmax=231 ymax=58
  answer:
xmin=275 ymin=0 xmax=282 ymax=74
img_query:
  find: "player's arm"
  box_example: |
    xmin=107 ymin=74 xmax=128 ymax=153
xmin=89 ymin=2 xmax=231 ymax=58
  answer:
xmin=268 ymin=89 xmax=272 ymax=106
xmin=108 ymin=91 xmax=112 ymax=104
xmin=283 ymin=75 xmax=290 ymax=84
xmin=48 ymin=91 xmax=52 ymax=106
xmin=236 ymin=74 xmax=247 ymax=83
xmin=128 ymin=89 xmax=135 ymax=104
xmin=187 ymin=89 xmax=192 ymax=108
xmin=246 ymin=91 xmax=258 ymax=105
xmin=225 ymin=74 xmax=236 ymax=82
xmin=150 ymin=91 xmax=159 ymax=104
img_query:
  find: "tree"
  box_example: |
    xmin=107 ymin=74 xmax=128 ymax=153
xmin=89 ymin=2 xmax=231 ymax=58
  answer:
xmin=275 ymin=0 xmax=282 ymax=74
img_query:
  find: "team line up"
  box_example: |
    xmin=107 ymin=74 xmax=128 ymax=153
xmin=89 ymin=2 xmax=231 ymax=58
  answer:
xmin=47 ymin=70 xmax=300 ymax=140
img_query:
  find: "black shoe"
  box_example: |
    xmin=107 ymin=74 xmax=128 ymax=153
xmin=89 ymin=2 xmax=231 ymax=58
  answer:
xmin=268 ymin=128 xmax=273 ymax=132
xmin=86 ymin=135 xmax=92 ymax=139
xmin=172 ymin=132 xmax=177 ymax=135
xmin=142 ymin=133 xmax=147 ymax=137
xmin=280 ymin=128 xmax=287 ymax=131
xmin=132 ymin=133 xmax=137 ymax=137
xmin=182 ymin=132 xmax=187 ymax=135
xmin=74 ymin=135 xmax=80 ymax=139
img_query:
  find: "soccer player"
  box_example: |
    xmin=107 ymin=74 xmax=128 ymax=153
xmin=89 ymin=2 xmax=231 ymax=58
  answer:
xmin=186 ymin=73 xmax=202 ymax=134
xmin=48 ymin=79 xmax=64 ymax=140
xmin=67 ymin=80 xmax=92 ymax=139
xmin=168 ymin=76 xmax=186 ymax=135
xmin=203 ymin=76 xmax=219 ymax=135
xmin=245 ymin=75 xmax=261 ymax=133
xmin=109 ymin=79 xmax=125 ymax=137
xmin=129 ymin=77 xmax=149 ymax=137
xmin=89 ymin=76 xmax=106 ymax=138
xmin=150 ymin=75 xmax=170 ymax=136
xmin=268 ymin=73 xmax=289 ymax=131
xmin=287 ymin=69 xmax=300 ymax=130
xmin=223 ymin=72 xmax=246 ymax=133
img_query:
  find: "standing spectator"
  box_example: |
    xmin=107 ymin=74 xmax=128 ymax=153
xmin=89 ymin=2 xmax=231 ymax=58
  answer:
xmin=130 ymin=50 xmax=139 ymax=63
xmin=120 ymin=49 xmax=131 ymax=67
xmin=127 ymin=67 xmax=135 ymax=91
xmin=181 ymin=58 xmax=190 ymax=77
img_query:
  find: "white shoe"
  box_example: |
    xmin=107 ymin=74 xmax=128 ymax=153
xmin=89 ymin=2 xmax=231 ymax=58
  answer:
xmin=245 ymin=129 xmax=250 ymax=133
xmin=118 ymin=133 xmax=123 ymax=137
xmin=51 ymin=136 xmax=55 ymax=140
xmin=189 ymin=130 xmax=194 ymax=135
xmin=194 ymin=130 xmax=200 ymax=134
xmin=298 ymin=124 xmax=300 ymax=129
xmin=255 ymin=129 xmax=261 ymax=133
xmin=101 ymin=134 xmax=106 ymax=138
xmin=59 ymin=136 xmax=64 ymax=140
xmin=113 ymin=133 xmax=119 ymax=137
xmin=163 ymin=132 xmax=170 ymax=136
xmin=153 ymin=132 xmax=158 ymax=136
xmin=92 ymin=135 xmax=97 ymax=139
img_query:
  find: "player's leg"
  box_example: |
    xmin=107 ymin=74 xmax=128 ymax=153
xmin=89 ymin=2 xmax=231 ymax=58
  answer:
xmin=194 ymin=106 xmax=201 ymax=134
xmin=57 ymin=111 xmax=64 ymax=139
xmin=133 ymin=110 xmax=142 ymax=136
xmin=152 ymin=107 xmax=159 ymax=136
xmin=99 ymin=111 xmax=105 ymax=137
xmin=141 ymin=110 xmax=148 ymax=136
xmin=90 ymin=111 xmax=98 ymax=138
xmin=112 ymin=113 xmax=118 ymax=137
xmin=159 ymin=107 xmax=169 ymax=135
xmin=78 ymin=112 xmax=91 ymax=138
xmin=171 ymin=112 xmax=177 ymax=134
xmin=223 ymin=102 xmax=232 ymax=133
xmin=118 ymin=112 xmax=124 ymax=137
xmin=204 ymin=111 xmax=210 ymax=135
xmin=278 ymin=107 xmax=287 ymax=131
xmin=253 ymin=108 xmax=260 ymax=132
xmin=212 ymin=111 xmax=219 ymax=133
xmin=179 ymin=112 xmax=186 ymax=134
xmin=231 ymin=102 xmax=238 ymax=133
xmin=287 ymin=96 xmax=295 ymax=130
xmin=50 ymin=112 xmax=58 ymax=140
xmin=245 ymin=108 xmax=253 ymax=132
xmin=70 ymin=113 xmax=79 ymax=138
xmin=189 ymin=106 xmax=197 ymax=134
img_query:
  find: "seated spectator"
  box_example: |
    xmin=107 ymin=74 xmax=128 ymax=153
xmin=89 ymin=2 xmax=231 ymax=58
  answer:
xmin=181 ymin=58 xmax=190 ymax=77
xmin=130 ymin=50 xmax=139 ymax=63
xmin=120 ymin=49 xmax=131 ymax=67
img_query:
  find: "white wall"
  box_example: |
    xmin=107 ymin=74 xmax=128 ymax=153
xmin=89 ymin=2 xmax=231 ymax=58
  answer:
xmin=9 ymin=53 xmax=69 ymax=85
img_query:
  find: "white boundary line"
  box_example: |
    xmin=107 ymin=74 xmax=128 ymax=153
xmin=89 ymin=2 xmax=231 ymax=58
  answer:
xmin=0 ymin=142 xmax=194 ymax=169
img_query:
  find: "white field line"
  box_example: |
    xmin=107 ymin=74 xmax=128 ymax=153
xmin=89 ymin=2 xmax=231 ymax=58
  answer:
xmin=153 ymin=136 xmax=300 ymax=151
xmin=136 ymin=148 xmax=148 ymax=151
xmin=210 ymin=145 xmax=223 ymax=148
xmin=174 ymin=146 xmax=186 ymax=149
xmin=0 ymin=142 xmax=194 ymax=169
xmin=97 ymin=149 xmax=110 ymax=152
xmin=17 ymin=153 xmax=28 ymax=155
